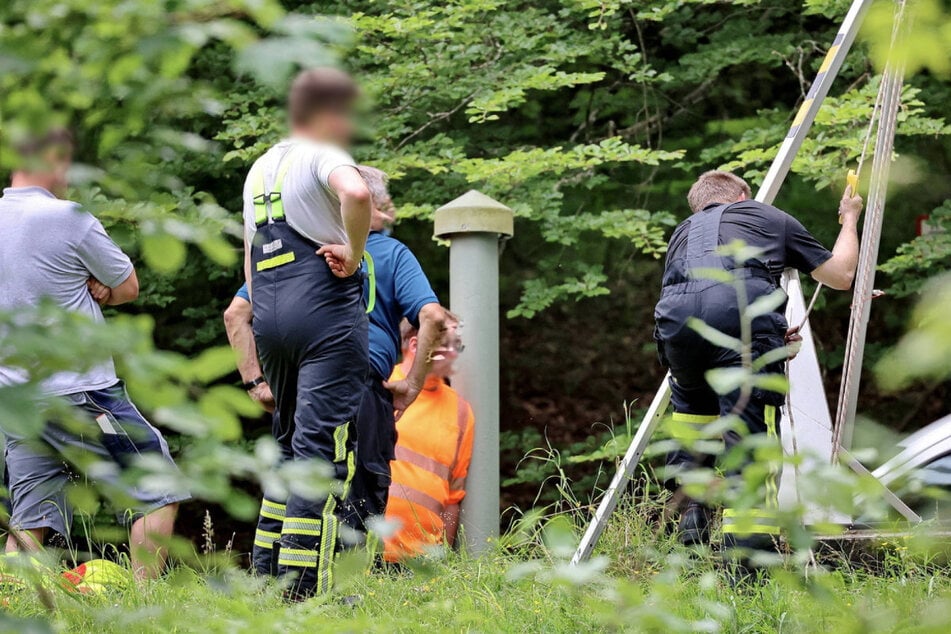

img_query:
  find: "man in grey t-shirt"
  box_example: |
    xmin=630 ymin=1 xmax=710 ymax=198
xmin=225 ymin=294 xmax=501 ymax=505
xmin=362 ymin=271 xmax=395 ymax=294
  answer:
xmin=0 ymin=129 xmax=189 ymax=579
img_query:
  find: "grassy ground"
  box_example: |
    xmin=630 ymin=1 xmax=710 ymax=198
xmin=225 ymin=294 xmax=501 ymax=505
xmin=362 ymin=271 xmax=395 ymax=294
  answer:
xmin=4 ymin=501 xmax=951 ymax=633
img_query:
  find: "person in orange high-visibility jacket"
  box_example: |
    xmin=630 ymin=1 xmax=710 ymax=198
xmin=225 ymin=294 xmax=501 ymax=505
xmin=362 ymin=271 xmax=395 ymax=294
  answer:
xmin=384 ymin=319 xmax=474 ymax=562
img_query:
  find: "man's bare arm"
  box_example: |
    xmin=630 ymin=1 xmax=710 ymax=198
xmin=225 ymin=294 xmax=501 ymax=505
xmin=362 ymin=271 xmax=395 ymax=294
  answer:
xmin=384 ymin=303 xmax=447 ymax=414
xmin=108 ymin=269 xmax=139 ymax=305
xmin=224 ymin=297 xmax=261 ymax=383
xmin=319 ymin=166 xmax=371 ymax=278
xmin=223 ymin=295 xmax=274 ymax=411
xmin=812 ymin=189 xmax=863 ymax=291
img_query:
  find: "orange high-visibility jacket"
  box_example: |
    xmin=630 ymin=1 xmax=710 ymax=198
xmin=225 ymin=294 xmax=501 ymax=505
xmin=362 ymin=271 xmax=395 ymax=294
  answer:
xmin=383 ymin=367 xmax=475 ymax=562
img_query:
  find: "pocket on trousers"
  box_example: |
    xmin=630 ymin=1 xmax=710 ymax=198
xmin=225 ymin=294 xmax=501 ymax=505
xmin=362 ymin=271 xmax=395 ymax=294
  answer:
xmin=92 ymin=409 xmax=141 ymax=467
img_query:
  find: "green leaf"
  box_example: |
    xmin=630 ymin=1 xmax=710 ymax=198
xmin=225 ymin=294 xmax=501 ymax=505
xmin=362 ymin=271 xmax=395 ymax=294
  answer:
xmin=184 ymin=346 xmax=238 ymax=383
xmin=752 ymin=373 xmax=789 ymax=395
xmin=689 ymin=268 xmax=735 ymax=283
xmin=142 ymin=233 xmax=187 ymax=274
xmin=705 ymin=367 xmax=749 ymax=395
xmin=752 ymin=345 xmax=793 ymax=371
xmin=688 ymin=318 xmax=742 ymax=352
xmin=746 ymin=289 xmax=787 ymax=319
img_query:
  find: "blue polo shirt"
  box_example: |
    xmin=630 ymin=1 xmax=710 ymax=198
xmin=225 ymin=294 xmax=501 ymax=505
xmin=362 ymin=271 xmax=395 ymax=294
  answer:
xmin=235 ymin=283 xmax=250 ymax=302
xmin=365 ymin=231 xmax=438 ymax=379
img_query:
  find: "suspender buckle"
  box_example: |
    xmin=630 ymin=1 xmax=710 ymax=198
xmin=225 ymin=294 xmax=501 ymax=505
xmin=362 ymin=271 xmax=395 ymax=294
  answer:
xmin=253 ymin=192 xmax=283 ymax=206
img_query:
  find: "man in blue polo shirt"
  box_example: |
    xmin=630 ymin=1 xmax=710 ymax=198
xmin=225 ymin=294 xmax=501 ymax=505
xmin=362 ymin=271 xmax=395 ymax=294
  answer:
xmin=341 ymin=166 xmax=447 ymax=536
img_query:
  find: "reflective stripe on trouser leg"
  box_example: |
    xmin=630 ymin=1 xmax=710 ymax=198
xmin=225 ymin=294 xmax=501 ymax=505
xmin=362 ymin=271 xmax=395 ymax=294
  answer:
xmin=668 ymin=412 xmax=718 ymax=442
xmin=252 ymin=496 xmax=287 ymax=576
xmin=722 ymin=405 xmax=781 ymax=537
xmin=279 ymin=424 xmax=356 ymax=596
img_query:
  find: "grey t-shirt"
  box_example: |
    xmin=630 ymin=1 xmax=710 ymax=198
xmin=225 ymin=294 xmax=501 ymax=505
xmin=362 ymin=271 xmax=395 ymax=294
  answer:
xmin=0 ymin=186 xmax=134 ymax=395
xmin=243 ymin=138 xmax=356 ymax=246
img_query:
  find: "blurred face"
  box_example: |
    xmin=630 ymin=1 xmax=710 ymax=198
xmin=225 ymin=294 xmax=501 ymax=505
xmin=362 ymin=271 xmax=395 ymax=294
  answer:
xmin=429 ymin=323 xmax=463 ymax=379
xmin=304 ymin=108 xmax=355 ymax=147
xmin=370 ymin=194 xmax=395 ymax=233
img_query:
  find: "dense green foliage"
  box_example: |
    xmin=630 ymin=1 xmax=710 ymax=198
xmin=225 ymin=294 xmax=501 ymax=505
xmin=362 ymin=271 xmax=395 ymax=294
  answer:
xmin=1 ymin=3 xmax=951 ymax=630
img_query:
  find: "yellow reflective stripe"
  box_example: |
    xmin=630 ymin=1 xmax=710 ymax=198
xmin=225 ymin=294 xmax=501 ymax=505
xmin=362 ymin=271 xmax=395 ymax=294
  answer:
xmin=671 ymin=412 xmax=719 ymax=424
xmin=342 ymin=449 xmax=356 ymax=499
xmin=259 ymin=497 xmax=287 ymax=521
xmin=669 ymin=411 xmax=719 ymax=442
xmin=279 ymin=548 xmax=319 ymax=569
xmin=764 ymin=405 xmax=780 ymax=510
xmin=262 ymin=498 xmax=286 ymax=513
xmin=251 ymin=149 xmax=296 ymax=225
xmin=254 ymin=528 xmax=281 ymax=550
xmin=252 ymin=166 xmax=268 ymax=225
xmin=764 ymin=405 xmax=777 ymax=437
xmin=363 ymin=251 xmax=376 ymax=314
xmin=256 ymin=252 xmax=295 ymax=271
xmin=722 ymin=508 xmax=781 ymax=536
xmin=269 ymin=157 xmax=294 ymax=221
xmin=333 ymin=424 xmax=349 ymax=463
xmin=260 ymin=510 xmax=284 ymax=521
xmin=282 ymin=518 xmax=322 ymax=536
xmin=317 ymin=510 xmax=337 ymax=593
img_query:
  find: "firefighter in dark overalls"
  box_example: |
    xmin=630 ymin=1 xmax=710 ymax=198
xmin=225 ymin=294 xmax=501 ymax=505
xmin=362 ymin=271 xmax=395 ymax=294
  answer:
xmin=243 ymin=68 xmax=372 ymax=600
xmin=654 ymin=170 xmax=862 ymax=576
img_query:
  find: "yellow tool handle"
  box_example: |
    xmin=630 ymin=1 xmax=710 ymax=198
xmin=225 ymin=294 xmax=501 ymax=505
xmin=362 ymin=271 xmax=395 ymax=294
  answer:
xmin=846 ymin=169 xmax=859 ymax=194
xmin=841 ymin=169 xmax=859 ymax=224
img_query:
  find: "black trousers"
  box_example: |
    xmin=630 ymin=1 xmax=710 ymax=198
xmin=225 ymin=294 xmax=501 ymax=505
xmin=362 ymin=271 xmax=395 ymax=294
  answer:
xmin=659 ymin=317 xmax=786 ymax=547
xmin=342 ymin=375 xmax=396 ymax=535
xmin=249 ymin=222 xmax=368 ymax=598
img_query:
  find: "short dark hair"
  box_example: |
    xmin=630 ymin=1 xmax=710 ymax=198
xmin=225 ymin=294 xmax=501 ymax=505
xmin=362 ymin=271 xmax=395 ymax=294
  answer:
xmin=14 ymin=127 xmax=74 ymax=162
xmin=288 ymin=68 xmax=358 ymax=126
xmin=687 ymin=170 xmax=752 ymax=213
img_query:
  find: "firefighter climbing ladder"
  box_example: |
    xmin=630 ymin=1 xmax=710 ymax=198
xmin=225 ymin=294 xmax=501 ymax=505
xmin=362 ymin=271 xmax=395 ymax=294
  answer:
xmin=572 ymin=0 xmax=916 ymax=566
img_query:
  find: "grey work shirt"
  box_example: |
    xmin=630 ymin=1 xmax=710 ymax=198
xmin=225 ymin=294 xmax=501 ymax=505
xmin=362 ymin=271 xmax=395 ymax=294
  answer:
xmin=242 ymin=137 xmax=356 ymax=247
xmin=0 ymin=186 xmax=134 ymax=395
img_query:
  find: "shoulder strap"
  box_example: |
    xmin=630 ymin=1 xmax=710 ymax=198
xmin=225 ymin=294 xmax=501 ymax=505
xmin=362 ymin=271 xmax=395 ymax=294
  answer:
xmin=685 ymin=203 xmax=730 ymax=260
xmin=251 ymin=148 xmax=296 ymax=226
xmin=363 ymin=250 xmax=376 ymax=314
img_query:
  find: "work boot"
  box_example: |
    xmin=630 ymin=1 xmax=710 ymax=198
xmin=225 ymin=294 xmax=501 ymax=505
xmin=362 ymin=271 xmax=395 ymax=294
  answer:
xmin=678 ymin=502 xmax=710 ymax=546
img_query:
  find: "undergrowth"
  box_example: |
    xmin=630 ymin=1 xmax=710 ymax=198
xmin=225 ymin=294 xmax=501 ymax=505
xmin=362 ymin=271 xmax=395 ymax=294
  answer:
xmin=4 ymin=495 xmax=951 ymax=634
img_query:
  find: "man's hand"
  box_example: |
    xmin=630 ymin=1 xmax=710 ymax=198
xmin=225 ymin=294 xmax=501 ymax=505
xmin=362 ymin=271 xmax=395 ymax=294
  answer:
xmin=248 ymin=381 xmax=275 ymax=413
xmin=316 ymin=245 xmax=361 ymax=278
xmin=839 ymin=187 xmax=863 ymax=225
xmin=785 ymin=326 xmax=803 ymax=361
xmin=87 ymin=277 xmax=112 ymax=305
xmin=383 ymin=377 xmax=423 ymax=421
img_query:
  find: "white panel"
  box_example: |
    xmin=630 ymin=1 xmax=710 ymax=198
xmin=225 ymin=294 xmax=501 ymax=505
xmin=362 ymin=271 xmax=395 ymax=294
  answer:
xmin=779 ymin=271 xmax=850 ymax=524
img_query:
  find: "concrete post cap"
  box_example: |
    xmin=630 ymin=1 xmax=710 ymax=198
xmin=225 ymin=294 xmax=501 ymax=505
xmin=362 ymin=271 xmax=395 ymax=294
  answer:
xmin=434 ymin=190 xmax=514 ymax=239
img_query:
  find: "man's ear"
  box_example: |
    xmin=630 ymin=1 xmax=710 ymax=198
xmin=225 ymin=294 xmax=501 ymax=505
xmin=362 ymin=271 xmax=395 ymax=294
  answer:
xmin=737 ymin=191 xmax=748 ymax=202
xmin=409 ymin=336 xmax=419 ymax=355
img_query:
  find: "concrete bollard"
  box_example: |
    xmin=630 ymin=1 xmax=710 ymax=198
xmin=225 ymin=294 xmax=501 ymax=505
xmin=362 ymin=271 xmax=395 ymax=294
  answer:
xmin=434 ymin=190 xmax=514 ymax=555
